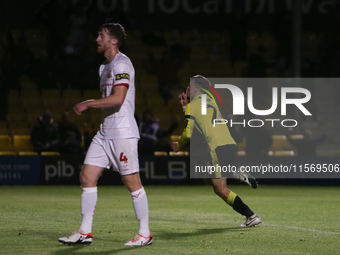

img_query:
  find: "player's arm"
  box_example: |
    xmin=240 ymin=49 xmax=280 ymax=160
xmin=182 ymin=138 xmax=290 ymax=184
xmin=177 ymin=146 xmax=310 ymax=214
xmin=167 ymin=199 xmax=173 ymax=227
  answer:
xmin=74 ymin=85 xmax=127 ymax=115
xmin=171 ymin=104 xmax=194 ymax=152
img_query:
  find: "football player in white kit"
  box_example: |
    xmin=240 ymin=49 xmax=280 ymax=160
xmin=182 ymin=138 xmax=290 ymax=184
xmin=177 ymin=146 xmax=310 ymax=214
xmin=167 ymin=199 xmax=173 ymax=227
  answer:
xmin=58 ymin=23 xmax=152 ymax=246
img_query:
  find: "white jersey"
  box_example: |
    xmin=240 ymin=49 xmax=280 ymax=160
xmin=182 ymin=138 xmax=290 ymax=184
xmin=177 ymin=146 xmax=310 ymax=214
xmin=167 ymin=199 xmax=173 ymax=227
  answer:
xmin=96 ymin=52 xmax=139 ymax=140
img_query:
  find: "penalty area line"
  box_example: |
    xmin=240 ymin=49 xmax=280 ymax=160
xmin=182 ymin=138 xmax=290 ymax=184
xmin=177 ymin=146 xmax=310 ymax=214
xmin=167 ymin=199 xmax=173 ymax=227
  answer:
xmin=210 ymin=217 xmax=340 ymax=235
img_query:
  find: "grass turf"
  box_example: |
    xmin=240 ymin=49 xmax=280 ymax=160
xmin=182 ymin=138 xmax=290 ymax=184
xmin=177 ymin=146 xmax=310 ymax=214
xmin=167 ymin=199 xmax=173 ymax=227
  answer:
xmin=0 ymin=185 xmax=339 ymax=255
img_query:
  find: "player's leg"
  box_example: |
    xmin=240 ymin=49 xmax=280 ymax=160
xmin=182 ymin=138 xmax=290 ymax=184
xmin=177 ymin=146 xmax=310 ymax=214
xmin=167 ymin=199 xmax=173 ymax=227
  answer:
xmin=233 ymin=167 xmax=258 ymax=189
xmin=78 ymin=164 xmax=103 ymax=234
xmin=210 ymin=145 xmax=261 ymax=227
xmin=112 ymin=138 xmax=152 ymax=246
xmin=59 ymin=137 xmax=107 ymax=245
xmin=58 ymin=164 xmax=103 ymax=245
xmin=121 ymin=172 xmax=152 ymax=246
xmin=206 ymin=178 xmax=261 ymax=227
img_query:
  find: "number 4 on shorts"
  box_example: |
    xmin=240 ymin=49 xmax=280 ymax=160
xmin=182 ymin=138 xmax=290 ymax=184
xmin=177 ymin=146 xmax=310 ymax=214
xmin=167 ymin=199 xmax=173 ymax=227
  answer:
xmin=120 ymin=152 xmax=128 ymax=162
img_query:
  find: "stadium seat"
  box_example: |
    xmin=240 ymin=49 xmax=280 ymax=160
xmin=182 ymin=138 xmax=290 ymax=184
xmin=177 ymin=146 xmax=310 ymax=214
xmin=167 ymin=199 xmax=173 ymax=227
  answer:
xmin=13 ymin=135 xmax=33 ymax=152
xmin=18 ymin=151 xmax=38 ymax=156
xmin=170 ymin=135 xmax=181 ymax=143
xmin=154 ymin=151 xmax=168 ymax=156
xmin=237 ymin=138 xmax=246 ymax=151
xmin=8 ymin=89 xmax=20 ymax=105
xmin=7 ymin=120 xmax=30 ymax=131
xmin=0 ymin=127 xmax=9 ymax=136
xmin=247 ymin=31 xmax=261 ymax=55
xmin=9 ymin=127 xmax=31 ymax=136
xmin=274 ymin=150 xmax=295 ymax=157
xmin=0 ymin=120 xmax=8 ymax=130
xmin=83 ymin=89 xmax=101 ymax=100
xmin=41 ymin=151 xmax=60 ymax=156
xmin=63 ymin=90 xmax=83 ymax=106
xmin=63 ymin=89 xmax=82 ymax=100
xmin=7 ymin=104 xmax=25 ymax=115
xmin=0 ymin=151 xmax=16 ymax=155
xmin=6 ymin=113 xmax=27 ymax=122
xmin=21 ymin=89 xmax=41 ymax=105
xmin=237 ymin=150 xmax=246 ymax=156
xmin=0 ymin=135 xmax=13 ymax=151
xmin=169 ymin=151 xmax=189 ymax=156
xmin=271 ymin=135 xmax=287 ymax=152
xmin=21 ymin=89 xmax=40 ymax=99
xmin=41 ymin=89 xmax=61 ymax=100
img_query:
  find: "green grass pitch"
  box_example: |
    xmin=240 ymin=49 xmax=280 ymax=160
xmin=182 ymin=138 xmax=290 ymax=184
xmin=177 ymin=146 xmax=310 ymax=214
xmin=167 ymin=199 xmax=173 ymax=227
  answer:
xmin=0 ymin=185 xmax=339 ymax=255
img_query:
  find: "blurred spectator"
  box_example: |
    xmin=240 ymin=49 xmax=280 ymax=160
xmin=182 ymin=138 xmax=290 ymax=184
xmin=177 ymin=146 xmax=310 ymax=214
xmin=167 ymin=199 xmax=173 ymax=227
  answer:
xmin=58 ymin=111 xmax=83 ymax=155
xmin=30 ymin=110 xmax=60 ymax=154
xmin=245 ymin=120 xmax=273 ymax=156
xmin=138 ymin=109 xmax=178 ymax=155
xmin=286 ymin=128 xmax=326 ymax=156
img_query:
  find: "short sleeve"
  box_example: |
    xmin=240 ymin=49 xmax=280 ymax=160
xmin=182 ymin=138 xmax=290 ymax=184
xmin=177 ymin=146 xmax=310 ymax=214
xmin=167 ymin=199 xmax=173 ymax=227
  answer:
xmin=113 ymin=62 xmax=131 ymax=87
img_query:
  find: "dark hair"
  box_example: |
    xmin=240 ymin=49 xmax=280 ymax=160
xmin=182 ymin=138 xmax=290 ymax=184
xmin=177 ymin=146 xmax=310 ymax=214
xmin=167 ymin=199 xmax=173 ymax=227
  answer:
xmin=99 ymin=23 xmax=126 ymax=48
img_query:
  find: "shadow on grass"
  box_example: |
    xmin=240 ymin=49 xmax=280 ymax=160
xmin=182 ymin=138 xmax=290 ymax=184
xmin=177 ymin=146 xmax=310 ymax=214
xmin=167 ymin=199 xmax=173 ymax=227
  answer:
xmin=53 ymin=245 xmax=142 ymax=255
xmin=156 ymin=226 xmax=252 ymax=240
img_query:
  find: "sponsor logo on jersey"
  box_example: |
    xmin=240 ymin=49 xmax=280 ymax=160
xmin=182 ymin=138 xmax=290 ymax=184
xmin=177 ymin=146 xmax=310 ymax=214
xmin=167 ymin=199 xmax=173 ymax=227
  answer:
xmin=115 ymin=73 xmax=130 ymax=81
xmin=107 ymin=70 xmax=112 ymax=78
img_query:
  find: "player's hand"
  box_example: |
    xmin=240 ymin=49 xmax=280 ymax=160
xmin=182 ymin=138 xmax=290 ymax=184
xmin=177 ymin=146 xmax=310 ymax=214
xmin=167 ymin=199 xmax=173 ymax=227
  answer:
xmin=171 ymin=142 xmax=180 ymax=152
xmin=178 ymin=92 xmax=188 ymax=107
xmin=73 ymin=100 xmax=93 ymax=115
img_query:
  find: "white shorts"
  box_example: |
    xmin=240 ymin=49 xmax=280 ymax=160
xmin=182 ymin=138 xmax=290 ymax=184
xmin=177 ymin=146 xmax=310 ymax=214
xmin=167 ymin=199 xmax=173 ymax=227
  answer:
xmin=84 ymin=136 xmax=139 ymax=175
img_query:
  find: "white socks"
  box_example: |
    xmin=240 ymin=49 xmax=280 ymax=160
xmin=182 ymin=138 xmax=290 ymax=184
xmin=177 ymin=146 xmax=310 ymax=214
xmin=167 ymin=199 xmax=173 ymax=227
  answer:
xmin=131 ymin=187 xmax=150 ymax=237
xmin=78 ymin=186 xmax=150 ymax=237
xmin=79 ymin=187 xmax=97 ymax=234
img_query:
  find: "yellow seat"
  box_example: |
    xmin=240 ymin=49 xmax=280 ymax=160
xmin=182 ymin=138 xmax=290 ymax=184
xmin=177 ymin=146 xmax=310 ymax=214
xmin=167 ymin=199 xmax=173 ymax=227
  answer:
xmin=237 ymin=150 xmax=246 ymax=156
xmin=13 ymin=135 xmax=33 ymax=152
xmin=41 ymin=151 xmax=60 ymax=156
xmin=237 ymin=138 xmax=246 ymax=151
xmin=274 ymin=150 xmax=295 ymax=157
xmin=9 ymin=127 xmax=31 ymax=136
xmin=18 ymin=151 xmax=38 ymax=156
xmin=169 ymin=151 xmax=189 ymax=156
xmin=0 ymin=135 xmax=13 ymax=151
xmin=0 ymin=151 xmax=16 ymax=155
xmin=271 ymin=135 xmax=287 ymax=152
xmin=154 ymin=151 xmax=168 ymax=156
xmin=170 ymin=135 xmax=181 ymax=143
xmin=6 ymin=113 xmax=27 ymax=122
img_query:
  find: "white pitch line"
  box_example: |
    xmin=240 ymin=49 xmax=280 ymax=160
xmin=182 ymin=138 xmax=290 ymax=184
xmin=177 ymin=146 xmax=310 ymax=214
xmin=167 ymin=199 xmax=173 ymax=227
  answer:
xmin=210 ymin=217 xmax=340 ymax=235
xmin=261 ymin=223 xmax=340 ymax=235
